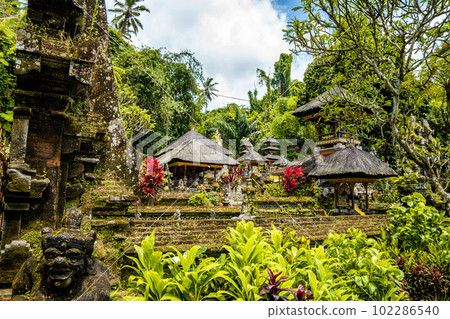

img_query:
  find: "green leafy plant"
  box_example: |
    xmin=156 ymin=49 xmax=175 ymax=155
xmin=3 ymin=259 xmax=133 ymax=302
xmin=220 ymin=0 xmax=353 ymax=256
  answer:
xmin=265 ymin=183 xmax=286 ymax=197
xmin=188 ymin=193 xmax=211 ymax=206
xmin=387 ymin=193 xmax=450 ymax=251
xmin=298 ymin=248 xmax=356 ymax=301
xmin=166 ymin=246 xmax=228 ymax=301
xmin=124 ymin=231 xmax=175 ymax=300
xmin=324 ymin=229 xmax=405 ymax=301
xmin=223 ymin=221 xmax=267 ymax=268
xmin=221 ymin=264 xmax=263 ymax=301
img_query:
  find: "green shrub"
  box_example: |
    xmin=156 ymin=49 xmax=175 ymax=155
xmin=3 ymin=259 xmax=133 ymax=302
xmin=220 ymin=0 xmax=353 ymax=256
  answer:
xmin=324 ymin=229 xmax=405 ymax=301
xmin=204 ymin=191 xmax=223 ymax=206
xmin=124 ymin=231 xmax=228 ymax=301
xmin=124 ymin=231 xmax=174 ymax=301
xmin=167 ymin=246 xmax=228 ymax=300
xmin=265 ymin=183 xmax=286 ymax=197
xmin=188 ymin=192 xmax=223 ymax=206
xmin=387 ymin=192 xmax=450 ymax=251
xmin=188 ymin=193 xmax=212 ymax=206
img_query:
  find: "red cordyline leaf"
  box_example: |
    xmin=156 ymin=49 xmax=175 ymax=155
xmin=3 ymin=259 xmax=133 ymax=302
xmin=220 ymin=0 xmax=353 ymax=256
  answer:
xmin=282 ymin=167 xmax=305 ymax=194
xmin=139 ymin=157 xmax=164 ymax=197
xmin=285 ymin=284 xmax=313 ymax=301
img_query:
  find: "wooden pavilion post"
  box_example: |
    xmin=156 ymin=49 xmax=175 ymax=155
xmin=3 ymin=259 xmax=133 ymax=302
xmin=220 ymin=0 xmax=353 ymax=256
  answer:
xmin=364 ymin=182 xmax=369 ymax=211
xmin=174 ymin=165 xmax=178 ymax=186
xmin=202 ymin=167 xmax=205 ymax=184
xmin=334 ymin=183 xmax=339 ymax=208
xmin=350 ymin=182 xmax=355 ymax=211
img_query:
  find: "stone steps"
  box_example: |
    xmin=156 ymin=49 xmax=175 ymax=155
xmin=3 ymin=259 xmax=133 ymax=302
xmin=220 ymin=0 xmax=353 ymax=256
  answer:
xmin=123 ymin=215 xmax=389 ymax=251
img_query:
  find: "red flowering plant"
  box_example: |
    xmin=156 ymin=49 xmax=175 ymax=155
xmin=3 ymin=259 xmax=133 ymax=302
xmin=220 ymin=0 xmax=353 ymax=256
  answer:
xmin=219 ymin=166 xmax=243 ymax=190
xmin=137 ymin=157 xmax=164 ymax=204
xmin=282 ymin=167 xmax=306 ymax=194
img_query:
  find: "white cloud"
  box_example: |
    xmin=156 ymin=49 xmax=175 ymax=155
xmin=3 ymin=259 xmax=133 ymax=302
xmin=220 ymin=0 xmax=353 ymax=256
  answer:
xmin=105 ymin=0 xmax=312 ymax=110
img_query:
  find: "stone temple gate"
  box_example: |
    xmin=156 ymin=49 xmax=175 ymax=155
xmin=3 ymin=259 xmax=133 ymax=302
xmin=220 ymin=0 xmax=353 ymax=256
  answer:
xmin=1 ymin=0 xmax=128 ymax=250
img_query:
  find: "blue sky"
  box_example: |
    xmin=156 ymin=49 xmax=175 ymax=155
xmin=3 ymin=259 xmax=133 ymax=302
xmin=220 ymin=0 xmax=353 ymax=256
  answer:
xmin=105 ymin=0 xmax=312 ymax=110
xmin=274 ymin=0 xmax=304 ymax=20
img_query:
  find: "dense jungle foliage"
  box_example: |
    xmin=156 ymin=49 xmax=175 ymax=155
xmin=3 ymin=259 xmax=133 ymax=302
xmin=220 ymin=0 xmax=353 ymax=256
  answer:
xmin=123 ymin=194 xmax=450 ymax=301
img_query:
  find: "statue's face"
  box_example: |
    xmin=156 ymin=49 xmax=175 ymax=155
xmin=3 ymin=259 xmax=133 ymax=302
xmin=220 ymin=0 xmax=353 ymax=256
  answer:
xmin=43 ymin=245 xmax=86 ymax=289
xmin=42 ymin=232 xmax=89 ymax=289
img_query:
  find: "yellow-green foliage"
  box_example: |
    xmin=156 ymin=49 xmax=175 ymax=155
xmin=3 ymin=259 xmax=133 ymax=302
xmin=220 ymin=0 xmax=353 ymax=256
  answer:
xmin=124 ymin=220 xmax=406 ymax=301
xmin=21 ymin=231 xmax=42 ymax=255
xmin=265 ymin=183 xmax=286 ymax=197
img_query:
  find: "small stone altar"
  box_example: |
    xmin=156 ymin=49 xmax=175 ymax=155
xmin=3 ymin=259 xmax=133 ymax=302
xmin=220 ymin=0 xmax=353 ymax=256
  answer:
xmin=12 ymin=208 xmax=110 ymax=301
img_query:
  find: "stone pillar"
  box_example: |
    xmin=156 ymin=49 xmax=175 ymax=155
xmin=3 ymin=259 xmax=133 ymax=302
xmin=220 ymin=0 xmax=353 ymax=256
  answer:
xmin=1 ymin=0 xmax=97 ymax=247
xmin=1 ymin=0 xmax=126 ymax=249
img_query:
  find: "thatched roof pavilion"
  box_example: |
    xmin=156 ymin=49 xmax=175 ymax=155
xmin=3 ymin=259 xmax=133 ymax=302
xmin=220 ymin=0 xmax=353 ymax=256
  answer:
xmin=264 ymin=154 xmax=281 ymax=161
xmin=272 ymin=156 xmax=292 ymax=167
xmin=262 ymin=146 xmax=280 ymax=152
xmin=308 ymin=146 xmax=397 ymax=182
xmin=262 ymin=136 xmax=279 ymax=145
xmin=292 ymin=87 xmax=348 ymax=120
xmin=291 ymin=87 xmax=362 ymax=158
xmin=157 ymin=129 xmax=233 ymax=157
xmin=158 ymin=139 xmax=238 ymax=167
xmin=237 ymin=149 xmax=267 ymax=165
xmin=156 ymin=129 xmax=237 ymax=187
xmin=308 ymin=146 xmax=397 ymax=213
xmin=240 ymin=140 xmax=253 ymax=149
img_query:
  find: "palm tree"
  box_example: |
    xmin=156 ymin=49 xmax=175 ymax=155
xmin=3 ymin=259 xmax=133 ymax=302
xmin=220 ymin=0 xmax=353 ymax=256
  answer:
xmin=214 ymin=104 xmax=260 ymax=152
xmin=202 ymin=77 xmax=219 ymax=101
xmin=109 ymin=0 xmax=150 ymax=37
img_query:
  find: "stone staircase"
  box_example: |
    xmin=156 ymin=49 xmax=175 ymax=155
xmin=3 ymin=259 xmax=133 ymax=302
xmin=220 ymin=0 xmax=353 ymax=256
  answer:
xmin=124 ymin=214 xmax=390 ymax=252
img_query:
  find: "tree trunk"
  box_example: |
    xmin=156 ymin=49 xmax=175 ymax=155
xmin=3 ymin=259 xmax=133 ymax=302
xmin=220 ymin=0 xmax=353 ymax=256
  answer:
xmin=444 ymin=81 xmax=450 ymax=141
xmin=393 ymin=124 xmax=450 ymax=215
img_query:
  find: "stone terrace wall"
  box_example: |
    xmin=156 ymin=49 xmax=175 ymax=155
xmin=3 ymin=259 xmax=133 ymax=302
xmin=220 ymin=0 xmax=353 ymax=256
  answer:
xmin=112 ymin=215 xmax=390 ymax=253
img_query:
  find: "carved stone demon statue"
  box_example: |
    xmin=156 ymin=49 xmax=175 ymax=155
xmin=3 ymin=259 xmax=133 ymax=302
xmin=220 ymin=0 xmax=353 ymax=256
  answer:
xmin=12 ymin=208 xmax=110 ymax=300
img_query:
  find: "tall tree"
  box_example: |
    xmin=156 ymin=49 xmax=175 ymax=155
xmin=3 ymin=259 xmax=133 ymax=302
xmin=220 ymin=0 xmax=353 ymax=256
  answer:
xmin=285 ymin=0 xmax=450 ymax=211
xmin=212 ymin=104 xmax=259 ymax=152
xmin=109 ymin=0 xmax=150 ymax=37
xmin=273 ymin=53 xmax=293 ymax=97
xmin=202 ymin=77 xmax=219 ymax=102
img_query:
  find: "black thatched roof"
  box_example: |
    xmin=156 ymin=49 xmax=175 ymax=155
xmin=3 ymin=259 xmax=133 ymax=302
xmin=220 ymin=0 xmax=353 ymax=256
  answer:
xmin=308 ymin=147 xmax=397 ymax=180
xmin=156 ymin=129 xmax=233 ymax=157
xmin=262 ymin=136 xmax=279 ymax=145
xmin=264 ymin=154 xmax=280 ymax=161
xmin=240 ymin=140 xmax=253 ymax=148
xmin=262 ymin=146 xmax=280 ymax=152
xmin=157 ymin=138 xmax=238 ymax=166
xmin=237 ymin=149 xmax=267 ymax=164
xmin=292 ymin=87 xmax=347 ymax=118
xmin=272 ymin=156 xmax=291 ymax=167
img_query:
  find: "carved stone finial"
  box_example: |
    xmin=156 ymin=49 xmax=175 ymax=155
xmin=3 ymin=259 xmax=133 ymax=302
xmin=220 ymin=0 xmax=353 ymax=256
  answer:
xmin=61 ymin=207 xmax=83 ymax=229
